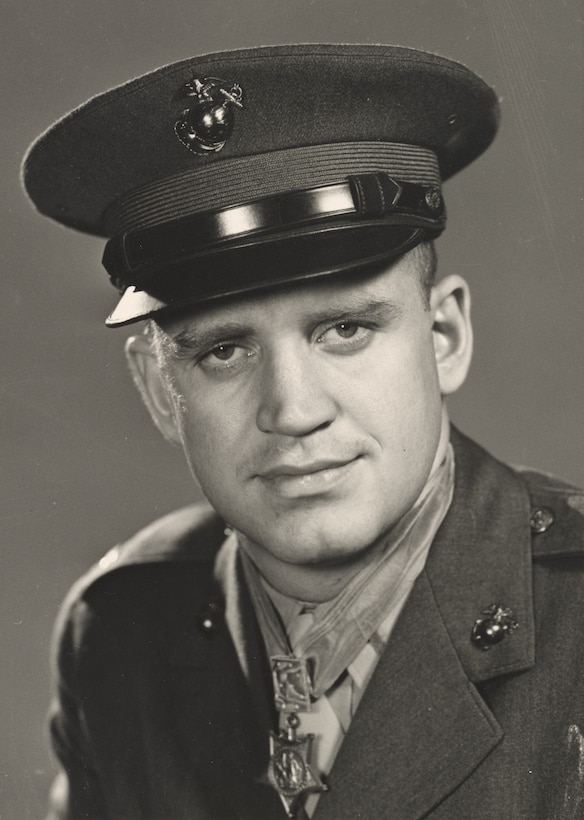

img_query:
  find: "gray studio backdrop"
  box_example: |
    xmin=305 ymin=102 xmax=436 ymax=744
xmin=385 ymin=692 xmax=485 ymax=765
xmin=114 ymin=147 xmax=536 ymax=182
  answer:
xmin=2 ymin=0 xmax=583 ymax=816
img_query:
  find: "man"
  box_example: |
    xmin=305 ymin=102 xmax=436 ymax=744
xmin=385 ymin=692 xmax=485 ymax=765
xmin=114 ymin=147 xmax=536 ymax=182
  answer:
xmin=23 ymin=44 xmax=584 ymax=819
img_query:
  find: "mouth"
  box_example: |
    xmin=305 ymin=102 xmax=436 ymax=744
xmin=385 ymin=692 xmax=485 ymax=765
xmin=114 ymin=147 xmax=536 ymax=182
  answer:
xmin=257 ymin=456 xmax=362 ymax=497
xmin=260 ymin=458 xmax=358 ymax=479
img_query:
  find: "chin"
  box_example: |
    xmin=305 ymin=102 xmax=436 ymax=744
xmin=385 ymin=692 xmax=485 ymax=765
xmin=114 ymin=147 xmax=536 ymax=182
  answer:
xmin=253 ymin=513 xmax=389 ymax=567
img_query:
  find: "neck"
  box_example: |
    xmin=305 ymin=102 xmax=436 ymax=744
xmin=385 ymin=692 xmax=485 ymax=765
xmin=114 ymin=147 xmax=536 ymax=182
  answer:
xmin=238 ymin=533 xmax=389 ymax=603
xmin=238 ymin=407 xmax=451 ymax=603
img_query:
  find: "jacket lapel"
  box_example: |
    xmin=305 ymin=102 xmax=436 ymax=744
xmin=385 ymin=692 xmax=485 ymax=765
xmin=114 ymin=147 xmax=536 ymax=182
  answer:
xmin=425 ymin=429 xmax=535 ymax=684
xmin=165 ymin=533 xmax=285 ymax=817
xmin=314 ymin=571 xmax=503 ymax=819
xmin=214 ymin=530 xmax=276 ymax=736
xmin=315 ymin=429 xmax=536 ymax=819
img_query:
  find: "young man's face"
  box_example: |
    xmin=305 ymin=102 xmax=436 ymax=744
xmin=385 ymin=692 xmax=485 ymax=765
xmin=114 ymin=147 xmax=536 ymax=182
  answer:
xmin=143 ymin=255 xmax=452 ymax=571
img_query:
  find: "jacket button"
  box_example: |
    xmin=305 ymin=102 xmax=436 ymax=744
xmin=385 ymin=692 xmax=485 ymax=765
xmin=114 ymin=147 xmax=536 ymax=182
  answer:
xmin=530 ymin=507 xmax=555 ymax=534
xmin=197 ymin=601 xmax=224 ymax=635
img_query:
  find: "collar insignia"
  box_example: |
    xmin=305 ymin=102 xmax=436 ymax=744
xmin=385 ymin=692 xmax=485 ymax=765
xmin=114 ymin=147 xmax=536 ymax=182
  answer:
xmin=471 ymin=604 xmax=518 ymax=650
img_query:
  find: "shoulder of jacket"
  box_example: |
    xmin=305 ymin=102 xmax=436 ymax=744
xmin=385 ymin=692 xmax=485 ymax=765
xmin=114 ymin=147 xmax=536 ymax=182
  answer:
xmin=63 ymin=502 xmax=225 ymax=607
xmin=99 ymin=501 xmax=224 ymax=567
xmin=51 ymin=502 xmax=227 ymax=674
xmin=515 ymin=465 xmax=584 ymax=559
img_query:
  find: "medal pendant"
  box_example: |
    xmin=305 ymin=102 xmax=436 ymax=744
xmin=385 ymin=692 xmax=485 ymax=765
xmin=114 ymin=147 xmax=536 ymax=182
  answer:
xmin=266 ymin=714 xmax=328 ymax=817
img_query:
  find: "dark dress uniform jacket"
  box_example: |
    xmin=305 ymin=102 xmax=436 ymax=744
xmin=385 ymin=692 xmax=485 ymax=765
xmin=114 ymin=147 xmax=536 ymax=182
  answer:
xmin=47 ymin=430 xmax=584 ymax=820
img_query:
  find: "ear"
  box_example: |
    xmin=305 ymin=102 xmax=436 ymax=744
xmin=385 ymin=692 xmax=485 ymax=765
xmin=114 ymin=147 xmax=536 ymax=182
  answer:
xmin=430 ymin=274 xmax=473 ymax=395
xmin=125 ymin=333 xmax=183 ymax=444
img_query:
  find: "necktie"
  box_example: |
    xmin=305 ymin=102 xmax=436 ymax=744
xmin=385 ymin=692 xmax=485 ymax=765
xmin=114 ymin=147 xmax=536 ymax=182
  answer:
xmin=288 ymin=605 xmax=316 ymax=650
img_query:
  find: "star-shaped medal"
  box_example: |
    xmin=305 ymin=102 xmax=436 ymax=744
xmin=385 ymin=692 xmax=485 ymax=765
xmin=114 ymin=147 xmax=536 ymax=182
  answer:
xmin=265 ymin=714 xmax=328 ymax=817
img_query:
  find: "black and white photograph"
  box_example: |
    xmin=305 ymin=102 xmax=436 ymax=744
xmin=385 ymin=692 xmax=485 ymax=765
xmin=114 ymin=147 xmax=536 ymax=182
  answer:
xmin=2 ymin=1 xmax=583 ymax=817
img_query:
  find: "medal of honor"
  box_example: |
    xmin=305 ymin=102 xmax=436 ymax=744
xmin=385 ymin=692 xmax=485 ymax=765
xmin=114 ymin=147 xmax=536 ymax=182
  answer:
xmin=267 ymin=714 xmax=328 ymax=817
xmin=263 ymin=656 xmax=328 ymax=816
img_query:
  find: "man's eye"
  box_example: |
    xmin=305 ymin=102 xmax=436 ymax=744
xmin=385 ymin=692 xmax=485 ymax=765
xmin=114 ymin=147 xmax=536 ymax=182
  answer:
xmin=317 ymin=321 xmax=371 ymax=350
xmin=208 ymin=344 xmax=236 ymax=361
xmin=333 ymin=322 xmax=359 ymax=339
xmin=199 ymin=343 xmax=254 ymax=371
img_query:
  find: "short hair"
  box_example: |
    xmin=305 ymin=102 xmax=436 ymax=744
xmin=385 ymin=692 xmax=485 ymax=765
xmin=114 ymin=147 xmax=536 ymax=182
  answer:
xmin=409 ymin=239 xmax=437 ymax=308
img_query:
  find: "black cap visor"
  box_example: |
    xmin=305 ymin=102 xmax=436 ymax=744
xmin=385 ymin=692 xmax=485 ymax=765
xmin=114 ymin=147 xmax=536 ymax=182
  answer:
xmin=106 ymin=221 xmax=435 ymax=326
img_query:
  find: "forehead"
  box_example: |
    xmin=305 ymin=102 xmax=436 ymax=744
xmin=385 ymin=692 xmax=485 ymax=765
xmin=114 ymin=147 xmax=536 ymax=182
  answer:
xmin=158 ymin=252 xmax=422 ymax=336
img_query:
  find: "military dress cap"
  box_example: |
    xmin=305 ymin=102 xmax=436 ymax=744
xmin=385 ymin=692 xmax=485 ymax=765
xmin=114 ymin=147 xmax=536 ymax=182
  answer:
xmin=22 ymin=44 xmax=499 ymax=326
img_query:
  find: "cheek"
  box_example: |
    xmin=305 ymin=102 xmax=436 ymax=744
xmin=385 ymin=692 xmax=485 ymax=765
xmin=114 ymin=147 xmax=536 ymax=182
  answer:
xmin=351 ymin=338 xmax=442 ymax=517
xmin=401 ymin=339 xmax=442 ymax=423
xmin=347 ymin=331 xmax=441 ymax=438
xmin=174 ymin=388 xmax=251 ymax=493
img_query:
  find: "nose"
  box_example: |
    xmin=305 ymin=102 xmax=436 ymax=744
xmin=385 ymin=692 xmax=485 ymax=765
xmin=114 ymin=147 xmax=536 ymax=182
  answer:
xmin=256 ymin=346 xmax=337 ymax=437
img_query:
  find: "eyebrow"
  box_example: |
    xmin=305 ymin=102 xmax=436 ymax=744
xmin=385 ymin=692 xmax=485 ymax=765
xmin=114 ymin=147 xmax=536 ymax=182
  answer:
xmin=164 ymin=296 xmax=404 ymax=359
xmin=303 ymin=296 xmax=404 ymax=327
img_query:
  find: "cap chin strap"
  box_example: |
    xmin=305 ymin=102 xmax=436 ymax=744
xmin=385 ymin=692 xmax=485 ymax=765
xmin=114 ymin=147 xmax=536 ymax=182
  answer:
xmin=103 ymin=173 xmax=445 ymax=293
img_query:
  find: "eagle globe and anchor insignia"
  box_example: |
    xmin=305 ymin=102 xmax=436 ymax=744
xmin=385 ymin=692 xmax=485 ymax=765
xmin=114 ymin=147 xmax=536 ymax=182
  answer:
xmin=174 ymin=77 xmax=244 ymax=154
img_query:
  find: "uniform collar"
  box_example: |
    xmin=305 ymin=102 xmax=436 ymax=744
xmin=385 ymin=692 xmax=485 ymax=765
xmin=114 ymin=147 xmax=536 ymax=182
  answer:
xmin=426 ymin=426 xmax=535 ymax=683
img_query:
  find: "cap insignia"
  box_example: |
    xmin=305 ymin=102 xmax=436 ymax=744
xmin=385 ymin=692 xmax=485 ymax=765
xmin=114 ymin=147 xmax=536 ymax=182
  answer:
xmin=174 ymin=77 xmax=244 ymax=155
